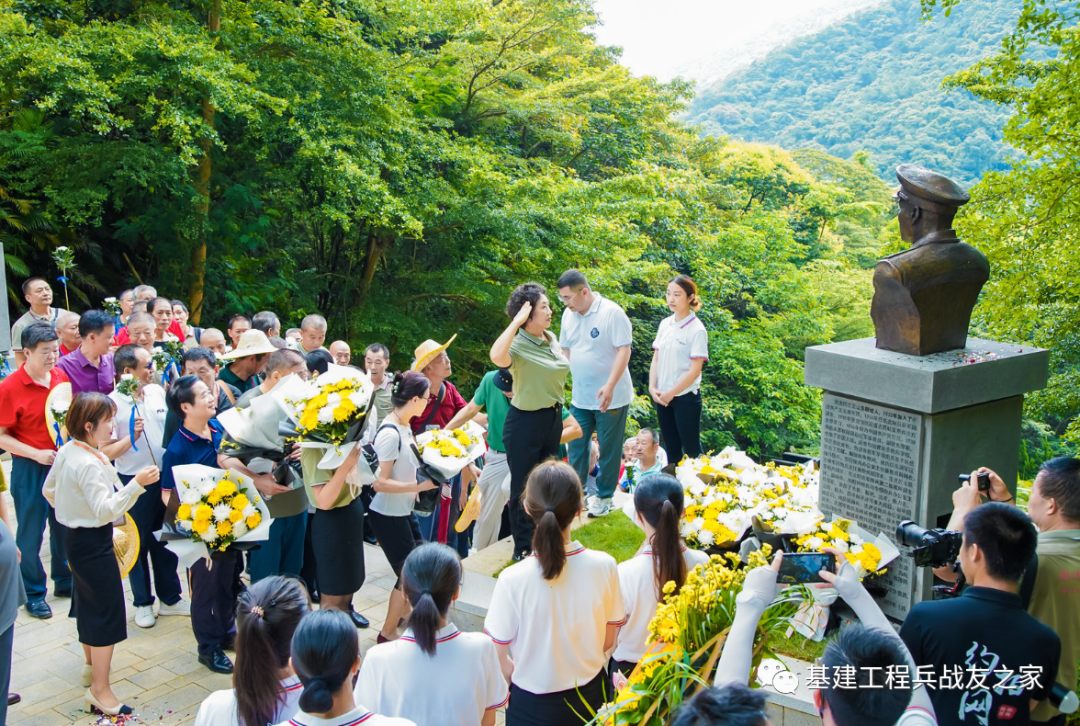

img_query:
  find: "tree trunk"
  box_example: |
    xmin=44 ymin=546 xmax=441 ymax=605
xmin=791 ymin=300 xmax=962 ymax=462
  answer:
xmin=188 ymin=0 xmax=221 ymax=324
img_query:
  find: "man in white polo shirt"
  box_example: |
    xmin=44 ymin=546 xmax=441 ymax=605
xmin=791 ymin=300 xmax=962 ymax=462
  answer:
xmin=557 ymin=269 xmax=633 ymax=518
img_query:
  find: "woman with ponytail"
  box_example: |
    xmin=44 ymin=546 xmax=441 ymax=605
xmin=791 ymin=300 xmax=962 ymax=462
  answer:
xmin=610 ymin=473 xmax=709 ymax=679
xmin=276 ymin=609 xmax=414 ymax=726
xmin=354 ymin=543 xmax=508 ymax=725
xmin=370 ymin=370 xmax=439 ymax=643
xmin=484 ymin=461 xmax=625 ymax=726
xmin=195 ymin=576 xmax=310 ymax=726
xmin=649 ymin=275 xmax=708 ymax=462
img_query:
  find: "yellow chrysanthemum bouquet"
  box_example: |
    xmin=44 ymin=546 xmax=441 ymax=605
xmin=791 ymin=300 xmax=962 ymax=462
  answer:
xmin=276 ymin=365 xmax=375 ymax=447
xmin=415 ymin=422 xmax=487 ymax=479
xmin=675 ymin=448 xmax=821 ymax=551
xmin=793 ymin=517 xmax=898 ymax=579
xmin=587 ymin=546 xmax=802 ymax=726
xmin=164 ymin=464 xmax=272 ymax=564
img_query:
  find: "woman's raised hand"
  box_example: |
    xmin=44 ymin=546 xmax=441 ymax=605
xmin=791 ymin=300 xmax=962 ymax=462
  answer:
xmin=513 ymin=301 xmax=532 ymax=328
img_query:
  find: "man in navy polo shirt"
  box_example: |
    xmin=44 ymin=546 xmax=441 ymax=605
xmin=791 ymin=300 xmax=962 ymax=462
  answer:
xmin=160 ymin=375 xmax=284 ymax=674
xmin=900 ymin=503 xmax=1061 ymax=726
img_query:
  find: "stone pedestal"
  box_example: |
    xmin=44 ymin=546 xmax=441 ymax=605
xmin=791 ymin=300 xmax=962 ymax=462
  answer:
xmin=804 ymin=337 xmax=1049 ymax=620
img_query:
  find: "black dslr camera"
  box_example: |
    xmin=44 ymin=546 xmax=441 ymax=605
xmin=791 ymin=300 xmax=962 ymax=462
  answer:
xmin=896 ymin=521 xmax=963 ymax=568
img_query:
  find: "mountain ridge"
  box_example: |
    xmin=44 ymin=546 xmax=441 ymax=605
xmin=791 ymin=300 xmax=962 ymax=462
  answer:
xmin=683 ymin=0 xmax=1021 ymax=187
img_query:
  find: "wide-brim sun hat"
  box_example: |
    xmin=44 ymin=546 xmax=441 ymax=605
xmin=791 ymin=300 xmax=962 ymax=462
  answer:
xmin=113 ymin=513 xmax=141 ymax=578
xmin=412 ymin=334 xmax=457 ymax=372
xmin=44 ymin=381 xmax=72 ymax=444
xmin=219 ymin=329 xmax=277 ymax=360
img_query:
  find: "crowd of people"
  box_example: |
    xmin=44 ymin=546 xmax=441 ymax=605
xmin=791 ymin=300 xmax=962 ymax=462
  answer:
xmin=0 ymin=269 xmax=1075 ymax=726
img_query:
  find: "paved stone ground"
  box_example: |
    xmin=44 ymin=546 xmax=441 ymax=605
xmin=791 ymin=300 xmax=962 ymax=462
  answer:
xmin=3 ymin=460 xmax=506 ymax=726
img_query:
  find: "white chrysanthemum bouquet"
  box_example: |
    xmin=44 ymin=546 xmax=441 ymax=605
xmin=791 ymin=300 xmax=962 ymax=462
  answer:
xmin=164 ymin=464 xmax=272 ymax=566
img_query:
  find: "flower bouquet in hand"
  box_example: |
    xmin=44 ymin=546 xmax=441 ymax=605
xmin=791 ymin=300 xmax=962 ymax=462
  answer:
xmin=164 ymin=464 xmax=273 ymax=567
xmin=787 ymin=517 xmax=900 ymax=641
xmin=102 ymin=297 xmax=122 ymax=317
xmin=116 ymin=374 xmax=157 ymax=465
xmin=271 ymin=364 xmax=375 ymax=471
xmin=415 ymin=422 xmax=487 ymax=480
xmin=152 ymin=340 xmax=184 ymax=383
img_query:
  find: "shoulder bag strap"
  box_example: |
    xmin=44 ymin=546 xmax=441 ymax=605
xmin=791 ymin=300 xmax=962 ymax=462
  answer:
xmin=419 ymin=382 xmax=446 ymax=430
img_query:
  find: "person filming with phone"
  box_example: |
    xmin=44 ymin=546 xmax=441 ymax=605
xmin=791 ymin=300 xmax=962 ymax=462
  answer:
xmin=933 ymin=458 xmax=1080 ymax=726
xmin=684 ymin=549 xmax=937 ymax=726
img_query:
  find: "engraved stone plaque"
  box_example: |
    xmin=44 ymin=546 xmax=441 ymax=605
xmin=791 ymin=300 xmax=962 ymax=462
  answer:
xmin=819 ymin=393 xmax=923 ymax=620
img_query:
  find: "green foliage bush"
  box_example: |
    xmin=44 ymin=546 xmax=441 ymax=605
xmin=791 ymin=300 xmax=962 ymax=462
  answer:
xmin=0 ymin=0 xmax=895 ymax=459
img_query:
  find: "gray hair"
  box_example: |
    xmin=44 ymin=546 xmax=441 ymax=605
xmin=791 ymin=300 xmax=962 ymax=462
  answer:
xmin=133 ymin=284 xmax=157 ymax=299
xmin=300 ymin=314 xmax=327 ymax=332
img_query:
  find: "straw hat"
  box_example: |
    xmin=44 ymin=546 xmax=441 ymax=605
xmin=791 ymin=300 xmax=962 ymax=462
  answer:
xmin=113 ymin=513 xmax=141 ymax=578
xmin=44 ymin=382 xmax=72 ymax=444
xmin=412 ymin=334 xmax=457 ymax=372
xmin=219 ymin=329 xmax=276 ymax=360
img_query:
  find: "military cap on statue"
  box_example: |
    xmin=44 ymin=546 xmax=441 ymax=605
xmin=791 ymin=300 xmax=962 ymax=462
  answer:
xmin=895 ymin=164 xmax=970 ymax=214
xmin=871 ymin=164 xmax=989 ymax=356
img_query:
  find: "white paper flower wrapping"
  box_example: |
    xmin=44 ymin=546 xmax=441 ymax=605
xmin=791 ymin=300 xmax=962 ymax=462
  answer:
xmin=162 ymin=464 xmax=274 ymax=568
xmin=415 ymin=421 xmax=488 ymax=479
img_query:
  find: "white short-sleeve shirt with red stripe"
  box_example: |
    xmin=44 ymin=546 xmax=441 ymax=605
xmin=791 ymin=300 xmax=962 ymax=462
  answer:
xmin=652 ymin=313 xmax=709 ymax=395
xmin=196 ymin=675 xmax=304 ymax=726
xmin=354 ymin=623 xmax=508 ymax=724
xmin=484 ymin=540 xmax=626 ymax=694
xmin=274 ymin=705 xmax=415 ymax=726
xmin=613 ymin=544 xmax=710 ymax=664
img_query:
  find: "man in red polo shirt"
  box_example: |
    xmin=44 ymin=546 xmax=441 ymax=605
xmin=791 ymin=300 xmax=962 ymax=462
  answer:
xmin=0 ymin=323 xmax=71 ymax=619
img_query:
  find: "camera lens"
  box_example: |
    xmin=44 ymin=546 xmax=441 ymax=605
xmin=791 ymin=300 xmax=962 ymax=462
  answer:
xmin=896 ymin=520 xmax=929 ymax=548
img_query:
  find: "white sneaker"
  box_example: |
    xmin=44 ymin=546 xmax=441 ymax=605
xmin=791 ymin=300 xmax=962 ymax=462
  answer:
xmin=587 ymin=496 xmax=613 ymax=518
xmin=134 ymin=605 xmax=156 ymax=628
xmin=158 ymin=599 xmax=191 ymax=617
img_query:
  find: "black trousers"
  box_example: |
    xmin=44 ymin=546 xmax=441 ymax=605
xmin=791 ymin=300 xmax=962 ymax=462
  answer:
xmin=655 ymin=390 xmax=702 ymax=463
xmin=122 ymin=477 xmax=182 ymax=608
xmin=506 ymin=670 xmax=607 ymax=726
xmin=502 ymin=404 xmax=562 ymax=558
xmin=189 ymin=551 xmax=238 ymax=656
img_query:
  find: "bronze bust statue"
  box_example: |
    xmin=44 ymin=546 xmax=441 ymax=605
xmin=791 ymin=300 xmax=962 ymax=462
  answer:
xmin=871 ymin=165 xmax=990 ymax=356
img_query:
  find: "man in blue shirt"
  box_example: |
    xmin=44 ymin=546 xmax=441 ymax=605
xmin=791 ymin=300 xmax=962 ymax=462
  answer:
xmin=161 ymin=375 xmax=284 ymax=674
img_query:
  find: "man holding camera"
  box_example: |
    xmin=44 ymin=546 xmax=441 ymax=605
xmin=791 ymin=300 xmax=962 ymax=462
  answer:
xmin=900 ymin=499 xmax=1061 ymax=726
xmin=933 ymin=459 xmax=1080 ymax=726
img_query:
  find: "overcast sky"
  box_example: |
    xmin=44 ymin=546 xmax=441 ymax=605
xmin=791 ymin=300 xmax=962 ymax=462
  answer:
xmin=590 ymin=0 xmax=883 ymax=84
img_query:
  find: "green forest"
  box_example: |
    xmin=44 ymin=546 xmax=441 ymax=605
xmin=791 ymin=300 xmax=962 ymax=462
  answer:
xmin=685 ymin=0 xmax=1021 ymax=187
xmin=1 ymin=0 xmax=1077 ymax=464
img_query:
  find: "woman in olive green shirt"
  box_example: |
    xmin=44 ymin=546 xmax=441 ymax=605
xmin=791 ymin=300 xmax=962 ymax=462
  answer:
xmin=490 ymin=282 xmax=571 ymax=559
xmin=301 ymin=443 xmax=367 ymax=618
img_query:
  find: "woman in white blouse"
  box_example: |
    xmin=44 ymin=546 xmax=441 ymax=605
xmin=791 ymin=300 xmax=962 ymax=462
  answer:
xmin=42 ymin=392 xmax=159 ymax=717
xmin=355 ymin=543 xmax=508 ymax=725
xmin=648 ymin=275 xmax=709 ymax=463
xmin=195 ymin=576 xmax=310 ymax=726
xmin=483 ymin=461 xmax=625 ymax=726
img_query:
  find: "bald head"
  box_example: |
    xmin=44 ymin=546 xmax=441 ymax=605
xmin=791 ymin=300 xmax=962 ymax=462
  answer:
xmin=329 ymin=340 xmax=351 ymax=367
xmin=201 ymin=328 xmax=227 ymax=357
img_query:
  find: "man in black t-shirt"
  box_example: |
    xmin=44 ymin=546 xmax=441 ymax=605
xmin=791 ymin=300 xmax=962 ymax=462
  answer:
xmin=900 ymin=503 xmax=1061 ymax=726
